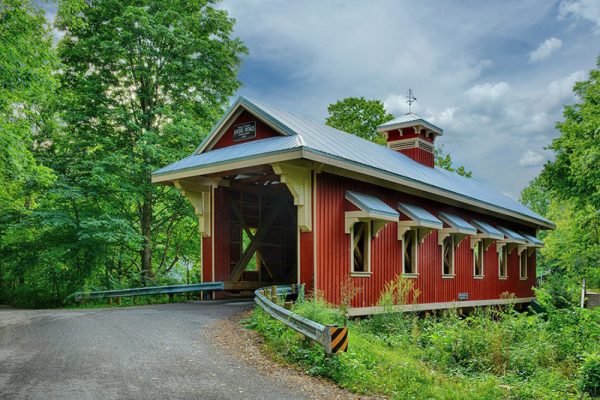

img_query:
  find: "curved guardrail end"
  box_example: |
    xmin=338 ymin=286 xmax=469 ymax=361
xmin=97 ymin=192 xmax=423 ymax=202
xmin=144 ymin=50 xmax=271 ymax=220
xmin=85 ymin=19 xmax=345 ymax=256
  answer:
xmin=254 ymin=284 xmax=348 ymax=355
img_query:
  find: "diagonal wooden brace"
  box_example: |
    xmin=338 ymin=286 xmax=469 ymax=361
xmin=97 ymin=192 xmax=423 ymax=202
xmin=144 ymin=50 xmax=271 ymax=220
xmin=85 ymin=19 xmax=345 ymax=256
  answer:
xmin=230 ymin=201 xmax=286 ymax=282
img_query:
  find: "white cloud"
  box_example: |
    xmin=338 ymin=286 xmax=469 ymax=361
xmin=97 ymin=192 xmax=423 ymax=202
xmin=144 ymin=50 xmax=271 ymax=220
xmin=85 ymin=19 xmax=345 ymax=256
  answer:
xmin=518 ymin=150 xmax=546 ymax=167
xmin=559 ymin=0 xmax=600 ymax=33
xmin=465 ymin=82 xmax=512 ymax=103
xmin=221 ymin=0 xmax=598 ymax=198
xmin=529 ymin=37 xmax=562 ymax=62
xmin=543 ymin=70 xmax=586 ymax=108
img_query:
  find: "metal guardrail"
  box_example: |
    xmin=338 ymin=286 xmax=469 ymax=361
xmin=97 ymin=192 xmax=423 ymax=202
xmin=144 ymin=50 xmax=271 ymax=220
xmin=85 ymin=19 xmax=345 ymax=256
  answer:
xmin=254 ymin=285 xmax=348 ymax=355
xmin=69 ymin=282 xmax=225 ymax=302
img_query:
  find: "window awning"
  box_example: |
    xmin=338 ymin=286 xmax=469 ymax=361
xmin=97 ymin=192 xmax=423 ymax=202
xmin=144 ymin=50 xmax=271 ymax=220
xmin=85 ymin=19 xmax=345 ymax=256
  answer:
xmin=518 ymin=232 xmax=544 ymax=256
xmin=521 ymin=233 xmax=543 ymax=247
xmin=496 ymin=226 xmax=527 ymax=254
xmin=438 ymin=212 xmax=477 ymax=234
xmin=469 ymin=219 xmax=504 ymax=250
xmin=397 ymin=203 xmax=443 ymax=242
xmin=471 ymin=219 xmax=504 ymax=240
xmin=496 ymin=226 xmax=527 ymax=244
xmin=438 ymin=212 xmax=476 ymax=247
xmin=345 ymin=191 xmax=399 ymax=236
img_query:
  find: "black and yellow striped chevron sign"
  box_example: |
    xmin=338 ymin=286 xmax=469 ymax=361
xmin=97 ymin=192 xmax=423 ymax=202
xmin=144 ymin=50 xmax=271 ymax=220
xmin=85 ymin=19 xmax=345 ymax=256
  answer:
xmin=329 ymin=326 xmax=348 ymax=353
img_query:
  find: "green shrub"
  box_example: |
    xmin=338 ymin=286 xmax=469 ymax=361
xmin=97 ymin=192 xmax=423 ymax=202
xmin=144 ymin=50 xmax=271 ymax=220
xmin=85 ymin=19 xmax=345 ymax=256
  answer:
xmin=580 ymin=353 xmax=600 ymax=397
xmin=246 ymin=287 xmax=600 ymax=399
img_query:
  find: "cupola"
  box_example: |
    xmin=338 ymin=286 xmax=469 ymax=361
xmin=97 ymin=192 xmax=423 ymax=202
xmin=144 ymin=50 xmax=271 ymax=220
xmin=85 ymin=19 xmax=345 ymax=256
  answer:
xmin=377 ymin=113 xmax=442 ymax=168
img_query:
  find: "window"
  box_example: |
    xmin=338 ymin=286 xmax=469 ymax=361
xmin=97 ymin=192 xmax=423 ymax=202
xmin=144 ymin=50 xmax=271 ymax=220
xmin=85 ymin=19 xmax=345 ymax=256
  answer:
xmin=351 ymin=222 xmax=370 ymax=274
xmin=442 ymin=235 xmax=454 ymax=276
xmin=498 ymin=246 xmax=508 ymax=279
xmin=403 ymin=230 xmax=418 ymax=275
xmin=473 ymin=240 xmax=484 ymax=277
xmin=520 ymin=251 xmax=528 ymax=279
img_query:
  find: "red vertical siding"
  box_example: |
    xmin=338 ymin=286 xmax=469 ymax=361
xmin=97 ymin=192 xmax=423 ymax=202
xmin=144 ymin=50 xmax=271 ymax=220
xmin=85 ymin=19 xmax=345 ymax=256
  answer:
xmin=299 ymin=172 xmax=316 ymax=291
xmin=212 ymin=187 xmax=230 ymax=282
xmin=300 ymin=231 xmax=313 ymax=289
xmin=201 ymin=236 xmax=212 ymax=282
xmin=399 ymin=148 xmax=434 ymax=168
xmin=316 ymin=172 xmax=536 ymax=308
xmin=212 ymin=110 xmax=281 ymax=149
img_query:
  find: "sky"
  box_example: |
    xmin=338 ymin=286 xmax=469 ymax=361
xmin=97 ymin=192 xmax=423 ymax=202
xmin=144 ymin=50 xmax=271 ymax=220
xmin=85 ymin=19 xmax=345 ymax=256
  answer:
xmin=216 ymin=0 xmax=600 ymax=199
xmin=40 ymin=0 xmax=600 ymax=199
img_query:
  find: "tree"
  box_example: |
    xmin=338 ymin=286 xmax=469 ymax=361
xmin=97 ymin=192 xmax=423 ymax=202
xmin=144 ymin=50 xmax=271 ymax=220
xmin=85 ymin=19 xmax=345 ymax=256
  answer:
xmin=326 ymin=97 xmax=471 ymax=177
xmin=55 ymin=0 xmax=247 ymax=282
xmin=434 ymin=146 xmax=472 ymax=178
xmin=521 ymin=57 xmax=600 ymax=286
xmin=0 ymin=0 xmax=57 ymax=303
xmin=326 ymin=97 xmax=393 ymax=144
xmin=541 ymin=57 xmax=600 ymax=211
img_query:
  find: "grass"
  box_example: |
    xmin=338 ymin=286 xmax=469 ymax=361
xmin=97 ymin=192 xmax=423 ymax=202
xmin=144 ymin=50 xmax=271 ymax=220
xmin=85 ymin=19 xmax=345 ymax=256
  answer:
xmin=244 ymin=283 xmax=600 ymax=399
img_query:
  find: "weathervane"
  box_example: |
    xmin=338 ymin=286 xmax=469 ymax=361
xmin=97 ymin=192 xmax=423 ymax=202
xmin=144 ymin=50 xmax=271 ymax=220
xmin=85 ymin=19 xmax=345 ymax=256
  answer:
xmin=406 ymin=88 xmax=417 ymax=113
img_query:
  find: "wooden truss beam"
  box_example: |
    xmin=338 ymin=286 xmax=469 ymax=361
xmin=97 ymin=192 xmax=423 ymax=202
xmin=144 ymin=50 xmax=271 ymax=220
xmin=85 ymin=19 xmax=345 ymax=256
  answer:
xmin=230 ymin=201 xmax=286 ymax=282
xmin=229 ymin=199 xmax=275 ymax=281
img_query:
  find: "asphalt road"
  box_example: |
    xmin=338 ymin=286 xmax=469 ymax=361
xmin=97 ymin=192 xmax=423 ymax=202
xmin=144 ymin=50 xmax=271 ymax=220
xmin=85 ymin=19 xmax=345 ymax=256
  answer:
xmin=0 ymin=301 xmax=315 ymax=400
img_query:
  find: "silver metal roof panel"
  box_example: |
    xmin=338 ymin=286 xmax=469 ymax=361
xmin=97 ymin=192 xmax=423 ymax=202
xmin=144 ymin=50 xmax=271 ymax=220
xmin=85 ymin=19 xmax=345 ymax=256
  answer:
xmin=154 ymin=135 xmax=301 ymax=176
xmin=471 ymin=219 xmax=504 ymax=240
xmin=521 ymin=232 xmax=544 ymax=247
xmin=438 ymin=212 xmax=477 ymax=235
xmin=377 ymin=113 xmax=443 ymax=135
xmin=345 ymin=191 xmax=399 ymax=219
xmin=397 ymin=203 xmax=443 ymax=228
xmin=497 ymin=226 xmax=527 ymax=243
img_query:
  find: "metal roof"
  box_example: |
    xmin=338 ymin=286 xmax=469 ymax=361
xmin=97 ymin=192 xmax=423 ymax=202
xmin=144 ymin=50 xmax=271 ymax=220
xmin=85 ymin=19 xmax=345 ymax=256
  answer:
xmin=377 ymin=113 xmax=443 ymax=135
xmin=345 ymin=191 xmax=399 ymax=219
xmin=471 ymin=219 xmax=505 ymax=240
xmin=521 ymin=232 xmax=544 ymax=247
xmin=153 ymin=135 xmax=301 ymax=176
xmin=153 ymin=96 xmax=554 ymax=229
xmin=397 ymin=203 xmax=443 ymax=228
xmin=497 ymin=226 xmax=527 ymax=243
xmin=438 ymin=212 xmax=477 ymax=235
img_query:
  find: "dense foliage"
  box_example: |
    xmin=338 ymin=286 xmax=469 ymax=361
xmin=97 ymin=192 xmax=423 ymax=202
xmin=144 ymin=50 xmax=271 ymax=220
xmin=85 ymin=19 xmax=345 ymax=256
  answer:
xmin=521 ymin=57 xmax=600 ymax=288
xmin=326 ymin=96 xmax=472 ymax=177
xmin=0 ymin=0 xmax=246 ymax=307
xmin=247 ymin=284 xmax=600 ymax=399
xmin=326 ymin=97 xmax=394 ymax=144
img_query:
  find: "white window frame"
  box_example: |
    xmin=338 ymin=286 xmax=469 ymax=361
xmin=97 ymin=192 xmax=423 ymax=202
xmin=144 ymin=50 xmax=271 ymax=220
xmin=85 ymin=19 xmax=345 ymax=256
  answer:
xmin=350 ymin=221 xmax=371 ymax=277
xmin=473 ymin=239 xmax=484 ymax=278
xmin=498 ymin=245 xmax=508 ymax=279
xmin=402 ymin=229 xmax=418 ymax=277
xmin=441 ymin=234 xmax=455 ymax=278
xmin=519 ymin=251 xmax=528 ymax=280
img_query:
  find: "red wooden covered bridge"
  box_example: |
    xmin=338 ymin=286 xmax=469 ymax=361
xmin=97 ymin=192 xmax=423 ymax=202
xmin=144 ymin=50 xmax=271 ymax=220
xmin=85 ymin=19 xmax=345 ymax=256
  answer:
xmin=152 ymin=97 xmax=554 ymax=316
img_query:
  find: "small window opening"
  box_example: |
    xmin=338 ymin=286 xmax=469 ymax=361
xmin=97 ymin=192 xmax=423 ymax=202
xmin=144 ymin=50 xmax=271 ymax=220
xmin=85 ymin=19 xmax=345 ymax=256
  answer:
xmin=403 ymin=230 xmax=417 ymax=275
xmin=520 ymin=251 xmax=528 ymax=279
xmin=498 ymin=246 xmax=508 ymax=278
xmin=473 ymin=240 xmax=484 ymax=277
xmin=352 ymin=222 xmax=370 ymax=273
xmin=442 ymin=235 xmax=454 ymax=276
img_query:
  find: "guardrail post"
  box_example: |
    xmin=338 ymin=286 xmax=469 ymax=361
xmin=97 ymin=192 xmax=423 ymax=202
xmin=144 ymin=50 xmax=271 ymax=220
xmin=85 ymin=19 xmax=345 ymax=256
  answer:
xmin=168 ymin=293 xmax=174 ymax=303
xmin=271 ymin=286 xmax=277 ymax=303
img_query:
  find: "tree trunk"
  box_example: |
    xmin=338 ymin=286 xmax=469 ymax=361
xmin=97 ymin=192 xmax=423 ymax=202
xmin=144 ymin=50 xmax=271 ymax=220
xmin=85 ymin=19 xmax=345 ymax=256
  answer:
xmin=140 ymin=189 xmax=153 ymax=283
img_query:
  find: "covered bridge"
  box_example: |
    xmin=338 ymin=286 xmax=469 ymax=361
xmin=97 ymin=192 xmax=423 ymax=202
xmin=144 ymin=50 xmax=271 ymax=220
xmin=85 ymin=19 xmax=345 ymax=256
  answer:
xmin=152 ymin=96 xmax=554 ymax=316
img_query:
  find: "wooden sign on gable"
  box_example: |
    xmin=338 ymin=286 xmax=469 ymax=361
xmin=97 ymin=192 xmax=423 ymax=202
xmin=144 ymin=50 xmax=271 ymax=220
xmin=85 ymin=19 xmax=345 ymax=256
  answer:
xmin=233 ymin=121 xmax=257 ymax=141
